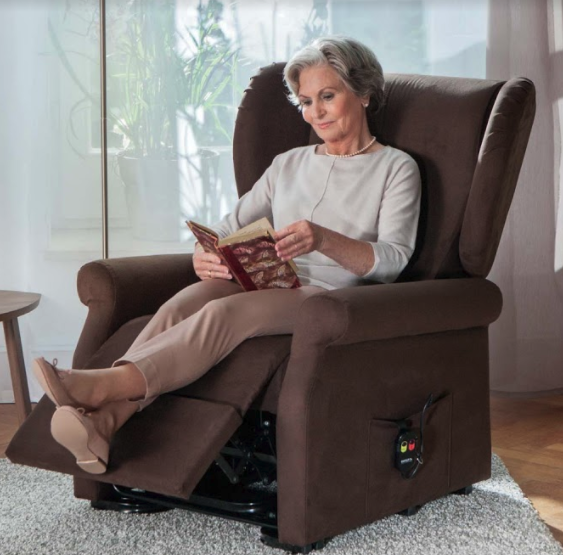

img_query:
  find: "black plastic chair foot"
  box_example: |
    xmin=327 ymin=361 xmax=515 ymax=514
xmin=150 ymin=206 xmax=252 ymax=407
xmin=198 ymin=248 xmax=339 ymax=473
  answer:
xmin=452 ymin=485 xmax=474 ymax=495
xmin=260 ymin=527 xmax=331 ymax=553
xmin=91 ymin=496 xmax=171 ymax=514
xmin=399 ymin=505 xmax=421 ymax=517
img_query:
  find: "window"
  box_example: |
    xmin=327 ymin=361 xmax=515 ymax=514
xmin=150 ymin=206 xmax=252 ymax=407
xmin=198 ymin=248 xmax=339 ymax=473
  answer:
xmin=0 ymin=0 xmax=487 ymax=402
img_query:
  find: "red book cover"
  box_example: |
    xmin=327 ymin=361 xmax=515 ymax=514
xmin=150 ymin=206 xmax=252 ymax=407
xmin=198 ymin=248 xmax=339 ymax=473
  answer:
xmin=187 ymin=219 xmax=301 ymax=291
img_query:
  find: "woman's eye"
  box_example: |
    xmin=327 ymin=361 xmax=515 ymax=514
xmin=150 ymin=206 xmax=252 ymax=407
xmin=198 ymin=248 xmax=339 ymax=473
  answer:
xmin=301 ymin=100 xmax=312 ymax=107
xmin=323 ymin=94 xmax=334 ymax=101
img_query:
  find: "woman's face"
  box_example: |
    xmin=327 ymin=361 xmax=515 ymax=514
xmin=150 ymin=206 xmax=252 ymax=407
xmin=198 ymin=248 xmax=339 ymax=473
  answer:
xmin=298 ymin=64 xmax=367 ymax=145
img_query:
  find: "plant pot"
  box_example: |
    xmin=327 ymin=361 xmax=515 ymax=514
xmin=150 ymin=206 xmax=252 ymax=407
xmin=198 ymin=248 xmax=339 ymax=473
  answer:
xmin=118 ymin=152 xmax=181 ymax=242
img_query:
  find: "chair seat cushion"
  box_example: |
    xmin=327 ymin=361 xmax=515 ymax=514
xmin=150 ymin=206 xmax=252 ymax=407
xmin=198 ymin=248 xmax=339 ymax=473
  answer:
xmin=173 ymin=334 xmax=292 ymax=414
xmin=82 ymin=315 xmax=152 ymax=369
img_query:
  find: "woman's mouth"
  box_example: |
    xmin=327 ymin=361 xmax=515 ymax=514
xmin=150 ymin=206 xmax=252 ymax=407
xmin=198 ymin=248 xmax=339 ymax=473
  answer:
xmin=317 ymin=122 xmax=333 ymax=130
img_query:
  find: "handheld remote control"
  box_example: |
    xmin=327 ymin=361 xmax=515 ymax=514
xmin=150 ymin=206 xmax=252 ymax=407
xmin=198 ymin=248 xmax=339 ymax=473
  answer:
xmin=395 ymin=428 xmax=420 ymax=476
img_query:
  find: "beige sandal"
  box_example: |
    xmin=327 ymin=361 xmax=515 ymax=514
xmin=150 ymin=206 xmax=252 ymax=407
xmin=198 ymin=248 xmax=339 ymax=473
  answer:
xmin=33 ymin=357 xmax=96 ymax=412
xmin=50 ymin=406 xmax=109 ymax=474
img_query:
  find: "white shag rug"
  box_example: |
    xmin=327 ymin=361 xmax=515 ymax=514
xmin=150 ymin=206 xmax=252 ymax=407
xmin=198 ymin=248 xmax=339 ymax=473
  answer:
xmin=0 ymin=455 xmax=561 ymax=555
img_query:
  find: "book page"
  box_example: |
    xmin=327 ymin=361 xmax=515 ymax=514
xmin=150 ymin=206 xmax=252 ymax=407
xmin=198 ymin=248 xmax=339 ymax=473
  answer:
xmin=238 ymin=217 xmax=274 ymax=235
xmin=187 ymin=220 xmax=219 ymax=239
xmin=218 ymin=217 xmax=275 ymax=246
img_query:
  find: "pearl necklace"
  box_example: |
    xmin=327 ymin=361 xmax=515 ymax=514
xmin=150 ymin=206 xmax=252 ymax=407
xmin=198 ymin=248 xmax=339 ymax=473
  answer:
xmin=325 ymin=136 xmax=377 ymax=158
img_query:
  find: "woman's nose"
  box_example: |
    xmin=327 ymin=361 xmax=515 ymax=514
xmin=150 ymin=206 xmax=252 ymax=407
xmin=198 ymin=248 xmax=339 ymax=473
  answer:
xmin=311 ymin=101 xmax=326 ymax=119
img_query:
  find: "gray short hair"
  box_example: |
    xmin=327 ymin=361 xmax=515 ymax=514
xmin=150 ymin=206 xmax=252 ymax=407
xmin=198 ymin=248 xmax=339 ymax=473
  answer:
xmin=284 ymin=36 xmax=385 ymax=113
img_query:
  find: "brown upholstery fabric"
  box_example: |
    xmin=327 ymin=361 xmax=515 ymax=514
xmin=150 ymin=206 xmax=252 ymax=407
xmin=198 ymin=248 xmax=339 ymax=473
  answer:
xmin=173 ymin=335 xmax=292 ymax=414
xmin=288 ymin=278 xmax=502 ymax=354
xmin=277 ymin=326 xmax=491 ymax=545
xmin=74 ymin=254 xmax=197 ymax=369
xmin=252 ymin=355 xmax=290 ymax=414
xmin=233 ymin=62 xmax=311 ymax=199
xmin=273 ymin=279 xmax=500 ymax=545
xmin=7 ymin=394 xmax=242 ymax=499
xmin=366 ymin=394 xmax=453 ymax=521
xmin=460 ymin=78 xmax=536 ymax=276
xmin=82 ymin=316 xmax=151 ymax=369
xmin=369 ymin=74 xmax=504 ymax=280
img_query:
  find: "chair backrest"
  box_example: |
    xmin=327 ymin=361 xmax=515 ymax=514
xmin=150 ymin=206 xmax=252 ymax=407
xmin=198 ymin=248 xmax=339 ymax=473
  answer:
xmin=233 ymin=63 xmax=535 ymax=281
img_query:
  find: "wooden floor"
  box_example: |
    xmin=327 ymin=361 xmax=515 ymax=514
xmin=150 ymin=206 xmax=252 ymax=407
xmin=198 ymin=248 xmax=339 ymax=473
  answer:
xmin=490 ymin=395 xmax=563 ymax=544
xmin=1 ymin=397 xmax=562 ymax=544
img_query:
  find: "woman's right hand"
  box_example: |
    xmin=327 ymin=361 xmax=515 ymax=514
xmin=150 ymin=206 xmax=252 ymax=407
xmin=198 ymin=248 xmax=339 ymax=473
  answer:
xmin=193 ymin=243 xmax=232 ymax=281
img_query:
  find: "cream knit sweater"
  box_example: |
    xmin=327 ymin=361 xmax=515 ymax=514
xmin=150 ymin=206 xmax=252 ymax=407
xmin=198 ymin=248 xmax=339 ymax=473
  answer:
xmin=209 ymin=144 xmax=421 ymax=290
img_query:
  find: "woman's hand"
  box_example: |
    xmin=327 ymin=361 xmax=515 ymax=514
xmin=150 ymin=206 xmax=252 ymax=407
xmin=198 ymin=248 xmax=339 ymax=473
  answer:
xmin=193 ymin=243 xmax=232 ymax=281
xmin=274 ymin=220 xmax=326 ymax=261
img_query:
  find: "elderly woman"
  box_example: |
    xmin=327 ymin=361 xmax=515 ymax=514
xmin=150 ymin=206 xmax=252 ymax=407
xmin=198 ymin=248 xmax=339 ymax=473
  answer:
xmin=33 ymin=36 xmax=421 ymax=474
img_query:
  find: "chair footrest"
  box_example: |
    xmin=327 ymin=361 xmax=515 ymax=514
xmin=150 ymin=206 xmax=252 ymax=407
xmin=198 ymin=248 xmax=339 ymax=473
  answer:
xmin=7 ymin=394 xmax=243 ymax=499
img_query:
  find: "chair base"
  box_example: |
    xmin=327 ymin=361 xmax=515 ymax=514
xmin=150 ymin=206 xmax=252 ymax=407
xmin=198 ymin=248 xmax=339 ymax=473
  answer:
xmin=109 ymin=461 xmax=278 ymax=529
xmin=399 ymin=505 xmax=422 ymax=517
xmin=398 ymin=484 xmax=474 ymax=518
xmin=90 ymin=481 xmax=476 ymax=552
xmin=260 ymin=527 xmax=331 ymax=554
xmin=453 ymin=485 xmax=474 ymax=495
xmin=92 ymin=487 xmax=328 ymax=553
xmin=91 ymin=495 xmax=171 ymax=514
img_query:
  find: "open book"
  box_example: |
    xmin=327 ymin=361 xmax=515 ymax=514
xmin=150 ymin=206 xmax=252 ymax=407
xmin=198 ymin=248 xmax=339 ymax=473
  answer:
xmin=187 ymin=217 xmax=302 ymax=291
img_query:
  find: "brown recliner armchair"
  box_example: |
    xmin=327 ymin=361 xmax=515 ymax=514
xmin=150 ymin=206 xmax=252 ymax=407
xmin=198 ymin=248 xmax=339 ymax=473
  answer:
xmin=8 ymin=65 xmax=535 ymax=553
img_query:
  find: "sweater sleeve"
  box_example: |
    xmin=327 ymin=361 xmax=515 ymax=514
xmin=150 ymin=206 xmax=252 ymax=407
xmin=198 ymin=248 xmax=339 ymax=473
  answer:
xmin=207 ymin=156 xmax=280 ymax=239
xmin=362 ymin=157 xmax=421 ymax=283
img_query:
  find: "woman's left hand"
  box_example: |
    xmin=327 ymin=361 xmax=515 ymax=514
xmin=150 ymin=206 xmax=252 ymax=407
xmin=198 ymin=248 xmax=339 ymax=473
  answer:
xmin=274 ymin=220 xmax=326 ymax=261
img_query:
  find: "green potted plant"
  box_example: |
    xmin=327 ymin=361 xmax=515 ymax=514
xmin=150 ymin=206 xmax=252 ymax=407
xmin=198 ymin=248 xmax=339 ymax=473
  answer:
xmin=50 ymin=0 xmax=238 ymax=241
xmin=111 ymin=0 xmax=238 ymax=240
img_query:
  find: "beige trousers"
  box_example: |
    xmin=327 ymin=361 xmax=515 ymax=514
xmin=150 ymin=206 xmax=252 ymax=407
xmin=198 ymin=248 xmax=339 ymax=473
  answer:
xmin=114 ymin=279 xmax=326 ymax=408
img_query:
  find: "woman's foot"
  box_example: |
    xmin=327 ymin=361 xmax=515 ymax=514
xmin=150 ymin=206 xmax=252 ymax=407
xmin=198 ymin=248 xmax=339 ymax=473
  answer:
xmin=33 ymin=358 xmax=98 ymax=411
xmin=50 ymin=406 xmax=110 ymax=474
xmin=50 ymin=400 xmax=140 ymax=474
xmin=33 ymin=358 xmax=147 ymax=410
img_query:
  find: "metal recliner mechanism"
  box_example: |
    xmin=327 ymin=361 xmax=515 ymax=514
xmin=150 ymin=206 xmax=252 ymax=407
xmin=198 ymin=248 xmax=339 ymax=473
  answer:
xmin=104 ymin=410 xmax=328 ymax=553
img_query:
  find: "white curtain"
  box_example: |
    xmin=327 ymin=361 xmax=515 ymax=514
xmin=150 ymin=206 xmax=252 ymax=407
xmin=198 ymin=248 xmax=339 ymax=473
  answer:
xmin=487 ymin=0 xmax=563 ymax=393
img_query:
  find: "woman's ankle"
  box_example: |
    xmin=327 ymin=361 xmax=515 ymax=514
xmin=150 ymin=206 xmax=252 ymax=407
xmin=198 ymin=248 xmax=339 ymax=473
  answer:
xmin=113 ymin=363 xmax=147 ymax=402
xmin=89 ymin=400 xmax=139 ymax=440
xmin=87 ymin=409 xmax=115 ymax=441
xmin=61 ymin=364 xmax=146 ymax=409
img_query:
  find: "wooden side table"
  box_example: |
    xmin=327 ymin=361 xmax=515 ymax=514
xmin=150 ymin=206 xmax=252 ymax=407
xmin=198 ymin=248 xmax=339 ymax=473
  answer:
xmin=0 ymin=291 xmax=41 ymax=424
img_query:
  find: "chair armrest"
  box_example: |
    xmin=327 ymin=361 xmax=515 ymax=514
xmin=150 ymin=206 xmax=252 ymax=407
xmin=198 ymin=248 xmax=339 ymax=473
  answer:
xmin=290 ymin=278 xmax=502 ymax=356
xmin=73 ymin=254 xmax=198 ymax=368
xmin=277 ymin=278 xmax=501 ymax=544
